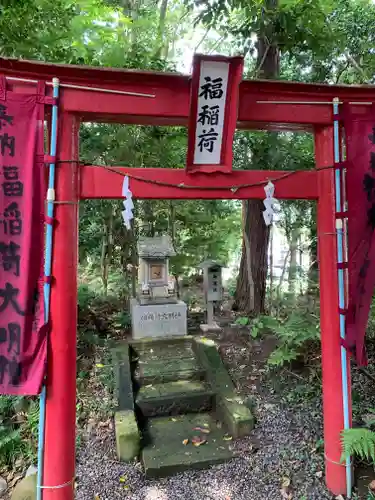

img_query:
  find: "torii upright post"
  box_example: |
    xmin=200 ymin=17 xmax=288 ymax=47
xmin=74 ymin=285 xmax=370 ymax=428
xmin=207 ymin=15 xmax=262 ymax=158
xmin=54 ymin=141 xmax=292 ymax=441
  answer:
xmin=43 ymin=112 xmax=79 ymax=500
xmin=315 ymin=126 xmax=352 ymax=495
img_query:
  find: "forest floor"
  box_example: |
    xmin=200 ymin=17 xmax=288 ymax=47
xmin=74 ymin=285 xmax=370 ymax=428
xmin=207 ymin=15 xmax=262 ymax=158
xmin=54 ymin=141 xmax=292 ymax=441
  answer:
xmin=74 ymin=302 xmax=375 ymax=500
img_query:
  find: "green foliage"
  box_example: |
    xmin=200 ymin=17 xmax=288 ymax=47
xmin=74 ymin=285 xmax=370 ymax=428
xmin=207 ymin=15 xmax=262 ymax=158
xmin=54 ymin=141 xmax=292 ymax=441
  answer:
xmin=0 ymin=397 xmax=39 ymax=467
xmin=341 ymin=428 xmax=375 ymax=463
xmin=78 ymin=283 xmax=98 ymax=310
xmin=235 ymin=316 xmax=249 ymax=326
xmin=263 ymin=312 xmax=319 ymax=366
xmin=112 ymin=310 xmax=132 ymax=329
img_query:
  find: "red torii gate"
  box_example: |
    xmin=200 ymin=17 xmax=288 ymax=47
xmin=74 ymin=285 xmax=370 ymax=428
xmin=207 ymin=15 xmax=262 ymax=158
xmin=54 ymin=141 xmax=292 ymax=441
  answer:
xmin=2 ymin=57 xmax=372 ymax=499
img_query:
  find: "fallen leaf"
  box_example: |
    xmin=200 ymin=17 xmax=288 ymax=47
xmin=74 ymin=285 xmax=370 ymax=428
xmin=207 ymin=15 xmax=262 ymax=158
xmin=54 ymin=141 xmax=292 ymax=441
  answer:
xmin=193 ymin=427 xmax=210 ymax=434
xmin=192 ymin=436 xmax=207 ymax=447
xmin=95 ymin=363 xmax=104 ymax=369
xmin=223 ymin=435 xmax=233 ymax=441
xmin=182 ymin=439 xmax=189 ymax=445
xmin=171 ymin=418 xmax=177 ymax=422
xmin=94 ymin=495 xmax=100 ymax=500
xmin=119 ymin=476 xmax=128 ymax=483
xmin=281 ymin=477 xmax=290 ymax=488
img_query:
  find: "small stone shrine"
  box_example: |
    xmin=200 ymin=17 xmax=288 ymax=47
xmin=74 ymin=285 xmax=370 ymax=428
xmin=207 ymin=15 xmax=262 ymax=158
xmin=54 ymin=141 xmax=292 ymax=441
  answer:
xmin=130 ymin=235 xmax=187 ymax=339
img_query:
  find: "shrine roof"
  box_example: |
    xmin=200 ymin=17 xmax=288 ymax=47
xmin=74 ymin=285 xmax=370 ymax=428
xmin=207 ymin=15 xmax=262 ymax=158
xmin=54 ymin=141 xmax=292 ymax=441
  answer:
xmin=198 ymin=260 xmax=225 ymax=269
xmin=138 ymin=235 xmax=176 ymax=258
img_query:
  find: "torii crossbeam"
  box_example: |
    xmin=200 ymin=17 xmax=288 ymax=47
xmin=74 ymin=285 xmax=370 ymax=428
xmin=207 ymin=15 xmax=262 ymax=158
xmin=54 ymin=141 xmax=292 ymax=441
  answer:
xmin=1 ymin=56 xmax=371 ymax=499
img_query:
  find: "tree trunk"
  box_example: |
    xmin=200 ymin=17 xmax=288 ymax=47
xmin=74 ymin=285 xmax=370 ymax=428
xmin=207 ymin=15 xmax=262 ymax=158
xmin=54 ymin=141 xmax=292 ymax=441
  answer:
xmin=155 ymin=0 xmax=169 ymax=59
xmin=288 ymin=227 xmax=300 ymax=296
xmin=234 ymin=0 xmax=279 ymax=315
xmin=101 ymin=204 xmax=113 ymax=296
xmin=234 ymin=200 xmax=270 ymax=315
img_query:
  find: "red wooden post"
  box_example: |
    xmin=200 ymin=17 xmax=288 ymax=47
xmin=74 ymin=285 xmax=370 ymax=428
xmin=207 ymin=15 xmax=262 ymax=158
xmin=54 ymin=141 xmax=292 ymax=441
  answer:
xmin=43 ymin=113 xmax=79 ymax=500
xmin=315 ymin=126 xmax=352 ymax=495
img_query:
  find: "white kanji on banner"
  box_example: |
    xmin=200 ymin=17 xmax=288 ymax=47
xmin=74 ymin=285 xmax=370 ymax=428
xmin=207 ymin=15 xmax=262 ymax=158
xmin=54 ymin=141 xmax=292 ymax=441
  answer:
xmin=263 ymin=181 xmax=280 ymax=226
xmin=122 ymin=176 xmax=134 ymax=230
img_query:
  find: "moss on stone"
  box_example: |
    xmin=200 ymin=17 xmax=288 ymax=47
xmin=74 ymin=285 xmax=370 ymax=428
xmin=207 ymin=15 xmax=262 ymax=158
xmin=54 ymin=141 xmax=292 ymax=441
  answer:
xmin=115 ymin=410 xmax=140 ymax=462
xmin=12 ymin=474 xmax=36 ymax=500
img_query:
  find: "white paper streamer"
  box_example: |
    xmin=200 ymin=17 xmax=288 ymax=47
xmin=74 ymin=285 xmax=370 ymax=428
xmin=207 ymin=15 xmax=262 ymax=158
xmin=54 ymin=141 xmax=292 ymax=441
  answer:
xmin=122 ymin=176 xmax=134 ymax=230
xmin=262 ymin=181 xmax=280 ymax=226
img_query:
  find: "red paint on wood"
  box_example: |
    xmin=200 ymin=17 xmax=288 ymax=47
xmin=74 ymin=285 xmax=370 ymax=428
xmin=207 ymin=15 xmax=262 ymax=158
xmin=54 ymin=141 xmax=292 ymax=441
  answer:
xmin=79 ymin=166 xmax=318 ymax=200
xmin=315 ymin=126 xmax=351 ymax=496
xmin=1 ymin=58 xmax=375 ymax=130
xmin=43 ymin=113 xmax=79 ymax=500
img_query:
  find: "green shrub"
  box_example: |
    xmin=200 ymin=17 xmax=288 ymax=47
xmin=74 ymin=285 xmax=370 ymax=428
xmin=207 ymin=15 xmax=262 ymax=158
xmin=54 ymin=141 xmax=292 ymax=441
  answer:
xmin=0 ymin=397 xmax=39 ymax=467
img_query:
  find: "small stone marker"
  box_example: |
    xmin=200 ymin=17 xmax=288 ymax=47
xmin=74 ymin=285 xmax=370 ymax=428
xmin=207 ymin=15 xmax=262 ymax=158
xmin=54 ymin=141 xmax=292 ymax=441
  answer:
xmin=11 ymin=473 xmax=36 ymax=500
xmin=115 ymin=410 xmax=140 ymax=462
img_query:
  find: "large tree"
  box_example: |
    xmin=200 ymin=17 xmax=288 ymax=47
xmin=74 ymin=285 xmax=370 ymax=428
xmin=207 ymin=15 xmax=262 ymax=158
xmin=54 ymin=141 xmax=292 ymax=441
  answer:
xmin=191 ymin=0 xmax=375 ymax=314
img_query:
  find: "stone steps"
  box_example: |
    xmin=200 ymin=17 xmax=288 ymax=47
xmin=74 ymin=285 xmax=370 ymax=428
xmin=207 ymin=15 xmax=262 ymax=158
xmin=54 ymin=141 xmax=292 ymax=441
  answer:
xmin=113 ymin=337 xmax=254 ymax=478
xmin=142 ymin=413 xmax=236 ymax=478
xmin=134 ymin=356 xmax=205 ymax=386
xmin=136 ymin=380 xmax=214 ymax=417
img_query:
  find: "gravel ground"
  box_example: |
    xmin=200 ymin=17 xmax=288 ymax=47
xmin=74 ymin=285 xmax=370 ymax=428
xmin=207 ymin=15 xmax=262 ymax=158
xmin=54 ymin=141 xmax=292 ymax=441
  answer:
xmin=75 ymin=324 xmax=353 ymax=500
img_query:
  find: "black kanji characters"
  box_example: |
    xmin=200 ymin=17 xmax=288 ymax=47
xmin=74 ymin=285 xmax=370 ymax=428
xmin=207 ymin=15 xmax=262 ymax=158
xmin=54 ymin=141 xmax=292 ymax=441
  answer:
xmin=0 ymin=323 xmax=21 ymax=356
xmin=0 ymin=105 xmax=13 ymax=130
xmin=199 ymin=76 xmax=224 ymax=100
xmin=0 ymin=133 xmax=15 ymax=157
xmin=2 ymin=180 xmax=23 ymax=197
xmin=198 ymin=105 xmax=220 ymax=126
xmin=0 ymin=241 xmax=20 ymax=276
xmin=0 ymin=202 xmax=22 ymax=236
xmin=0 ymin=283 xmax=25 ymax=316
xmin=197 ymin=128 xmax=218 ymax=153
xmin=0 ymin=355 xmax=22 ymax=385
xmin=2 ymin=166 xmax=23 ymax=197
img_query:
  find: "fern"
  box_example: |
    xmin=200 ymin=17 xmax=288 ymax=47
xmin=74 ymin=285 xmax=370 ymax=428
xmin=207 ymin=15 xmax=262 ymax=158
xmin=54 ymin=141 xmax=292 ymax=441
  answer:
xmin=341 ymin=428 xmax=375 ymax=463
xmin=265 ymin=311 xmax=319 ymax=366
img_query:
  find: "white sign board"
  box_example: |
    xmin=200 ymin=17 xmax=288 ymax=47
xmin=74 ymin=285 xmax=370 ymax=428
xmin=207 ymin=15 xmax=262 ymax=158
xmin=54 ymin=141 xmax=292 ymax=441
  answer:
xmin=193 ymin=60 xmax=229 ymax=165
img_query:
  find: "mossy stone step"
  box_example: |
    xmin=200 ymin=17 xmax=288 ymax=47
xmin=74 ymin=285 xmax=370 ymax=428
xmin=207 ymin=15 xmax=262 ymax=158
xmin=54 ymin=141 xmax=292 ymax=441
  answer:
xmin=142 ymin=413 xmax=236 ymax=478
xmin=135 ymin=357 xmax=204 ymax=385
xmin=112 ymin=343 xmax=134 ymax=411
xmin=136 ymin=380 xmax=214 ymax=417
xmin=134 ymin=344 xmax=195 ymax=363
xmin=193 ymin=337 xmax=254 ymax=438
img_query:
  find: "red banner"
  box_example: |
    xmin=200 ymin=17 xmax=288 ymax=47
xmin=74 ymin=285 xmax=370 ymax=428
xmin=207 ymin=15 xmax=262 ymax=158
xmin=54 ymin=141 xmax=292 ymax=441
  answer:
xmin=345 ymin=104 xmax=375 ymax=366
xmin=186 ymin=54 xmax=243 ymax=174
xmin=0 ymin=81 xmax=46 ymax=394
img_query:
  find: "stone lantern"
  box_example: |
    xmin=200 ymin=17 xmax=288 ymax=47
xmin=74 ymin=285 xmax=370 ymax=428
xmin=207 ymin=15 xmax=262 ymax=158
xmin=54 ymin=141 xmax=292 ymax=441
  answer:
xmin=198 ymin=259 xmax=224 ymax=332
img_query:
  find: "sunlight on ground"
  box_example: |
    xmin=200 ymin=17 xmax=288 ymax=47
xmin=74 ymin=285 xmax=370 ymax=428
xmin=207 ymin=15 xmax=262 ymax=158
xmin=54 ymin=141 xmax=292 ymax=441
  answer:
xmin=144 ymin=486 xmax=169 ymax=500
xmin=207 ymin=477 xmax=234 ymax=499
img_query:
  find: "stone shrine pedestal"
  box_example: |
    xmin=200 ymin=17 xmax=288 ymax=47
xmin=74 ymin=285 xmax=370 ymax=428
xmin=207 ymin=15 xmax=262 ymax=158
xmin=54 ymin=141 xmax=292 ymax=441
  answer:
xmin=130 ymin=298 xmax=187 ymax=339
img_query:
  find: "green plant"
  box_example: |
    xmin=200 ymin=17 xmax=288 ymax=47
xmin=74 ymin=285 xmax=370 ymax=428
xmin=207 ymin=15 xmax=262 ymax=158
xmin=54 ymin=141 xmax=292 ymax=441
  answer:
xmin=341 ymin=428 xmax=375 ymax=463
xmin=235 ymin=316 xmax=249 ymax=326
xmin=78 ymin=283 xmax=97 ymax=310
xmin=0 ymin=397 xmax=39 ymax=467
xmin=112 ymin=310 xmax=131 ymax=330
xmin=266 ymin=312 xmax=319 ymax=367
